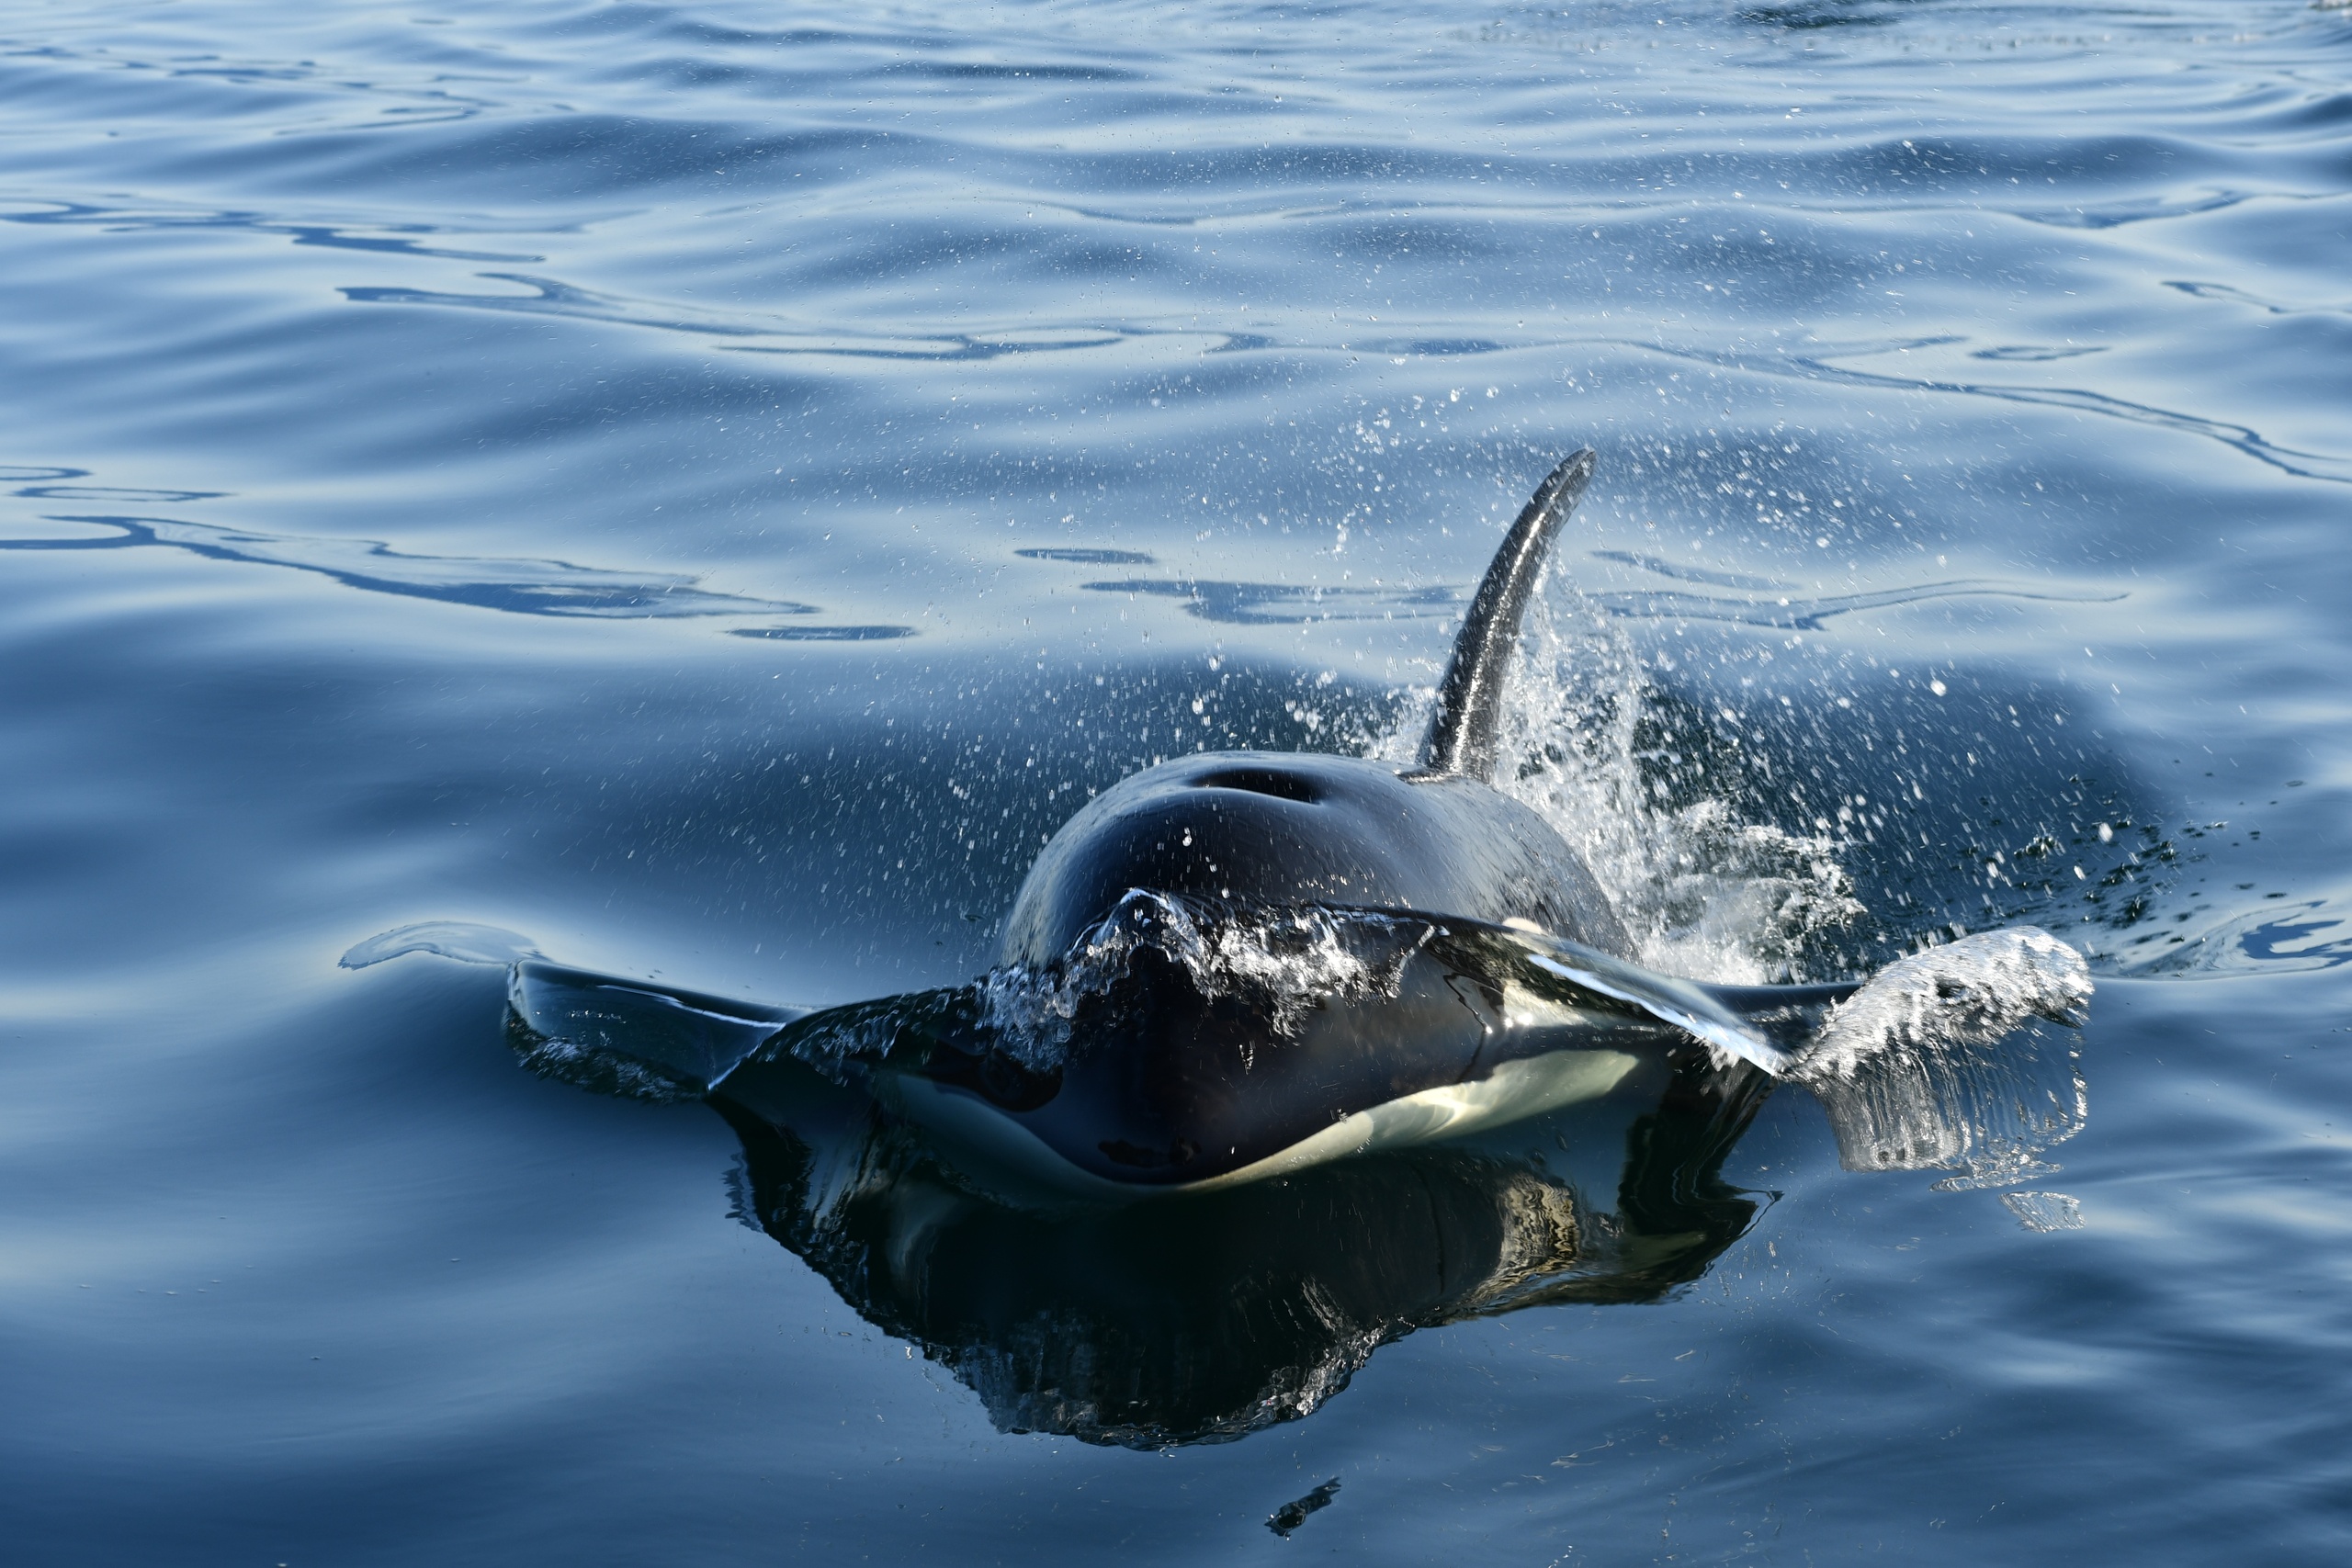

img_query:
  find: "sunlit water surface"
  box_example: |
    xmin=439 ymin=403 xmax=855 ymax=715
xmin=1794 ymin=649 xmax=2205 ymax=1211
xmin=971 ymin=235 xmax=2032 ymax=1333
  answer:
xmin=4 ymin=0 xmax=2351 ymax=1561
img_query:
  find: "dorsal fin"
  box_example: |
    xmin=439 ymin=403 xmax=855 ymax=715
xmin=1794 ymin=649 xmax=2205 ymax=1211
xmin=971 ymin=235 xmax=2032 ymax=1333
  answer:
xmin=1414 ymin=448 xmax=1597 ymax=780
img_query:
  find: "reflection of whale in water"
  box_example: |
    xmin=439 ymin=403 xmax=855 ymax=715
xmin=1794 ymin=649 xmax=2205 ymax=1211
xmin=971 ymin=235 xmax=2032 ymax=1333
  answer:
xmin=501 ymin=956 xmax=1773 ymax=1447
xmin=718 ymin=1059 xmax=1767 ymax=1448
xmin=450 ymin=935 xmax=2088 ymax=1447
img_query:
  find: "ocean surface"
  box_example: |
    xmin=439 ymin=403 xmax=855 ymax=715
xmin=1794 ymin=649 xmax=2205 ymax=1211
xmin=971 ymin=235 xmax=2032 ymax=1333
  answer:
xmin=5 ymin=0 xmax=2351 ymax=1561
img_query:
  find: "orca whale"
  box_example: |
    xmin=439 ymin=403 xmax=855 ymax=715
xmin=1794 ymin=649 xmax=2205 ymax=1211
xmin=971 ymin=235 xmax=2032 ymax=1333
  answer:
xmin=741 ymin=449 xmax=1847 ymax=1193
xmin=337 ymin=449 xmax=2098 ymax=1444
xmin=476 ymin=452 xmax=1860 ymax=1195
xmin=354 ymin=449 xmax=2091 ymax=1203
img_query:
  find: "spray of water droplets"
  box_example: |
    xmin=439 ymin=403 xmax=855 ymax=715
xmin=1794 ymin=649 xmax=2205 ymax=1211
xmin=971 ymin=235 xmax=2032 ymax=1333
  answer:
xmin=1364 ymin=579 xmax=1862 ymax=985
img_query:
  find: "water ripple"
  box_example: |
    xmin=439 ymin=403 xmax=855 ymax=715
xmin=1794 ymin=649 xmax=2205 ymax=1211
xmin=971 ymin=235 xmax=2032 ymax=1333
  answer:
xmin=1082 ymin=571 xmax=2119 ymax=629
xmin=1 ymin=196 xmax=547 ymax=262
xmin=342 ymin=271 xmax=1246 ymax=361
xmin=0 ymin=511 xmax=821 ymax=621
xmin=1646 ymin=336 xmax=2352 ymax=485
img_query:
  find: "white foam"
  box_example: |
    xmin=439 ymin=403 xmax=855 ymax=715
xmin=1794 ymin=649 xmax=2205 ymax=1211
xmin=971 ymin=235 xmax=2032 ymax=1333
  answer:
xmin=1792 ymin=929 xmax=2093 ymax=1190
xmin=1797 ymin=928 xmax=2092 ymax=1081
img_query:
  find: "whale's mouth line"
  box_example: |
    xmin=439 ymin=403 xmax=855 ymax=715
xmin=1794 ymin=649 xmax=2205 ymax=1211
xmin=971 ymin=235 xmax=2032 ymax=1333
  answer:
xmin=817 ymin=890 xmax=1783 ymax=1073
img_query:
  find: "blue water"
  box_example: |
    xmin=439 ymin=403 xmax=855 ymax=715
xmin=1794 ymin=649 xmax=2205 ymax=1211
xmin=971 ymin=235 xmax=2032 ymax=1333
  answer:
xmin=6 ymin=0 xmax=2351 ymax=1559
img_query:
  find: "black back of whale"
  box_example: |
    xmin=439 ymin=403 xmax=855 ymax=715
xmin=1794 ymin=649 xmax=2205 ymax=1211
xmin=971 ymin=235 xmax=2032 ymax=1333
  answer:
xmin=1000 ymin=449 xmax=1620 ymax=968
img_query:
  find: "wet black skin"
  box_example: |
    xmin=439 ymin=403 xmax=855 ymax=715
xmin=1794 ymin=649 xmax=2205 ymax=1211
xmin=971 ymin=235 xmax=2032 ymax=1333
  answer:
xmin=1000 ymin=750 xmax=1634 ymax=965
xmin=934 ymin=751 xmax=1651 ymax=1183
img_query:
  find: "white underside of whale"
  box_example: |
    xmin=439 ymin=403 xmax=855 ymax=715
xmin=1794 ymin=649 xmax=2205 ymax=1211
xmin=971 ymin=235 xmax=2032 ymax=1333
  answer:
xmin=880 ymin=1043 xmax=1643 ymax=1201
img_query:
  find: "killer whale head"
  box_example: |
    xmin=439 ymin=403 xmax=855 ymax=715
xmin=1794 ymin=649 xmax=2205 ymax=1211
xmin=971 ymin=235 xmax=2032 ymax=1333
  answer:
xmin=997 ymin=750 xmax=1632 ymax=966
xmin=1000 ymin=449 xmax=1628 ymax=967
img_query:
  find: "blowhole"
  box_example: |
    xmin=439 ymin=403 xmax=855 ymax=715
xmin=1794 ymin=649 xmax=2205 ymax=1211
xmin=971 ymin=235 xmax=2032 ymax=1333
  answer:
xmin=1191 ymin=768 xmax=1323 ymax=804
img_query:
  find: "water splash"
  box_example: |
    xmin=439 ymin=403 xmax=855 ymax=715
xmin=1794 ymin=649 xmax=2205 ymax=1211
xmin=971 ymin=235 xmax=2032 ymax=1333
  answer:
xmin=1792 ymin=930 xmax=2092 ymax=1190
xmin=978 ymin=890 xmax=1432 ymax=1069
xmin=1797 ymin=928 xmax=2093 ymax=1080
xmin=1366 ymin=583 xmax=1863 ymax=986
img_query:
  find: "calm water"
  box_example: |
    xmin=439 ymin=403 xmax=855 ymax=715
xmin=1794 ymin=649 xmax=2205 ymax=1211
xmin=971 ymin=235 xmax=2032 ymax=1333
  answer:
xmin=5 ymin=0 xmax=2352 ymax=1560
